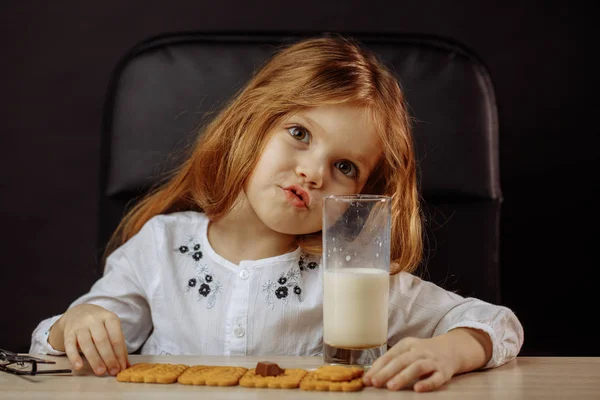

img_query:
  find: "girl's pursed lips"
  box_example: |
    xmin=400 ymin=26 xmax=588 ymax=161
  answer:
xmin=282 ymin=184 xmax=310 ymax=208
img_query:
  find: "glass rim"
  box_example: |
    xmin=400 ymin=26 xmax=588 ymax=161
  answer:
xmin=324 ymin=194 xmax=391 ymax=201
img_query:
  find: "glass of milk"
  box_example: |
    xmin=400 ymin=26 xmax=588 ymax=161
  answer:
xmin=322 ymin=194 xmax=391 ymax=367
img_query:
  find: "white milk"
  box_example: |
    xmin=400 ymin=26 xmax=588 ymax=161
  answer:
xmin=323 ymin=268 xmax=389 ymax=349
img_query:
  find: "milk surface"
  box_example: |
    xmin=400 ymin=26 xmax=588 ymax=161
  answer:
xmin=323 ymin=267 xmax=389 ymax=348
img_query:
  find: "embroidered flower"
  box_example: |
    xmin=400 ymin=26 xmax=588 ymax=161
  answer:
xmin=262 ymin=280 xmax=277 ymax=292
xmin=298 ymin=255 xmax=319 ymax=272
xmin=175 ymin=237 xmax=202 ymax=265
xmin=287 ymin=268 xmax=300 ymax=281
xmin=262 ymin=253 xmax=318 ymax=309
xmin=198 ymin=283 xmax=211 ymax=297
xmin=275 ymin=286 xmax=288 ymax=299
xmin=177 ymin=236 xmax=222 ymax=309
xmin=262 ymin=280 xmax=277 ymax=310
xmin=186 ymin=269 xmax=222 ymax=308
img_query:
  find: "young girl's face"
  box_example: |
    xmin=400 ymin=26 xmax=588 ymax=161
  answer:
xmin=243 ymin=103 xmax=382 ymax=236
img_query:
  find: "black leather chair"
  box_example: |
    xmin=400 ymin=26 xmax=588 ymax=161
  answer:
xmin=99 ymin=32 xmax=502 ymax=304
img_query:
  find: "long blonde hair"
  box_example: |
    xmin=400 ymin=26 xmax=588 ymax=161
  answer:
xmin=105 ymin=35 xmax=423 ymax=275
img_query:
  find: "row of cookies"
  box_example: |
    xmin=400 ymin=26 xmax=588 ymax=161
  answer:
xmin=117 ymin=362 xmax=365 ymax=392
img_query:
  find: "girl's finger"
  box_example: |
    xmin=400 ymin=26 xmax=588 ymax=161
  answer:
xmin=105 ymin=317 xmax=128 ymax=371
xmin=386 ymin=358 xmax=436 ymax=391
xmin=63 ymin=331 xmax=83 ymax=370
xmin=414 ymin=370 xmax=446 ymax=392
xmin=364 ymin=339 xmax=413 ymax=382
xmin=368 ymin=351 xmax=420 ymax=388
xmin=89 ymin=323 xmax=121 ymax=375
xmin=76 ymin=329 xmax=106 ymax=376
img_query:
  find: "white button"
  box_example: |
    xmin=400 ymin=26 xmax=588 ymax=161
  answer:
xmin=239 ymin=269 xmax=250 ymax=280
xmin=233 ymin=326 xmax=245 ymax=337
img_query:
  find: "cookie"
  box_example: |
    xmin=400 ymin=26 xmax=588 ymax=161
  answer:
xmin=177 ymin=365 xmax=248 ymax=386
xmin=300 ymin=371 xmax=365 ymax=392
xmin=314 ymin=365 xmax=364 ymax=381
xmin=239 ymin=368 xmax=308 ymax=389
xmin=116 ymin=362 xmax=189 ymax=384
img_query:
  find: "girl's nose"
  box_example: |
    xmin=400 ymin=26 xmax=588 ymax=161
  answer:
xmin=296 ymin=163 xmax=324 ymax=188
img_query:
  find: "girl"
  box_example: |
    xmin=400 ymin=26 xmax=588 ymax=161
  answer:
xmin=30 ymin=35 xmax=523 ymax=392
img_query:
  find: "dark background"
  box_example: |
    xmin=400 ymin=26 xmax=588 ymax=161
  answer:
xmin=1 ymin=1 xmax=596 ymax=356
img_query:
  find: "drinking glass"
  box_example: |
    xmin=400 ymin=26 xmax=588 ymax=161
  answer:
xmin=322 ymin=194 xmax=391 ymax=367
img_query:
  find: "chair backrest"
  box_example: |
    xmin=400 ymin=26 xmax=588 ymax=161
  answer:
xmin=100 ymin=32 xmax=502 ymax=303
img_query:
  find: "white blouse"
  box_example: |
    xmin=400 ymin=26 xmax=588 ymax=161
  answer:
xmin=30 ymin=211 xmax=523 ymax=368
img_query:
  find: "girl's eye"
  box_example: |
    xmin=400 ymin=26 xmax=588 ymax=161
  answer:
xmin=334 ymin=160 xmax=359 ymax=179
xmin=287 ymin=126 xmax=310 ymax=144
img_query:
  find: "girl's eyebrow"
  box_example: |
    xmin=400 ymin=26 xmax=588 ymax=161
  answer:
xmin=288 ymin=114 xmax=319 ymax=131
xmin=348 ymin=151 xmax=374 ymax=172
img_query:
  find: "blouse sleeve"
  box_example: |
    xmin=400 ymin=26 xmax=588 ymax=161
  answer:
xmin=387 ymin=272 xmax=524 ymax=369
xmin=29 ymin=220 xmax=157 ymax=355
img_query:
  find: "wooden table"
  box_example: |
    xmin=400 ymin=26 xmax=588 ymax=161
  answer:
xmin=1 ymin=355 xmax=599 ymax=399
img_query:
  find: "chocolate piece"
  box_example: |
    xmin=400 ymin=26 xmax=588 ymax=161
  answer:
xmin=255 ymin=361 xmax=285 ymax=377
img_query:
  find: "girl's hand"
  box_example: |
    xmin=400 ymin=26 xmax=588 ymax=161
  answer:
xmin=363 ymin=328 xmax=492 ymax=392
xmin=48 ymin=304 xmax=129 ymax=376
xmin=363 ymin=336 xmax=457 ymax=392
